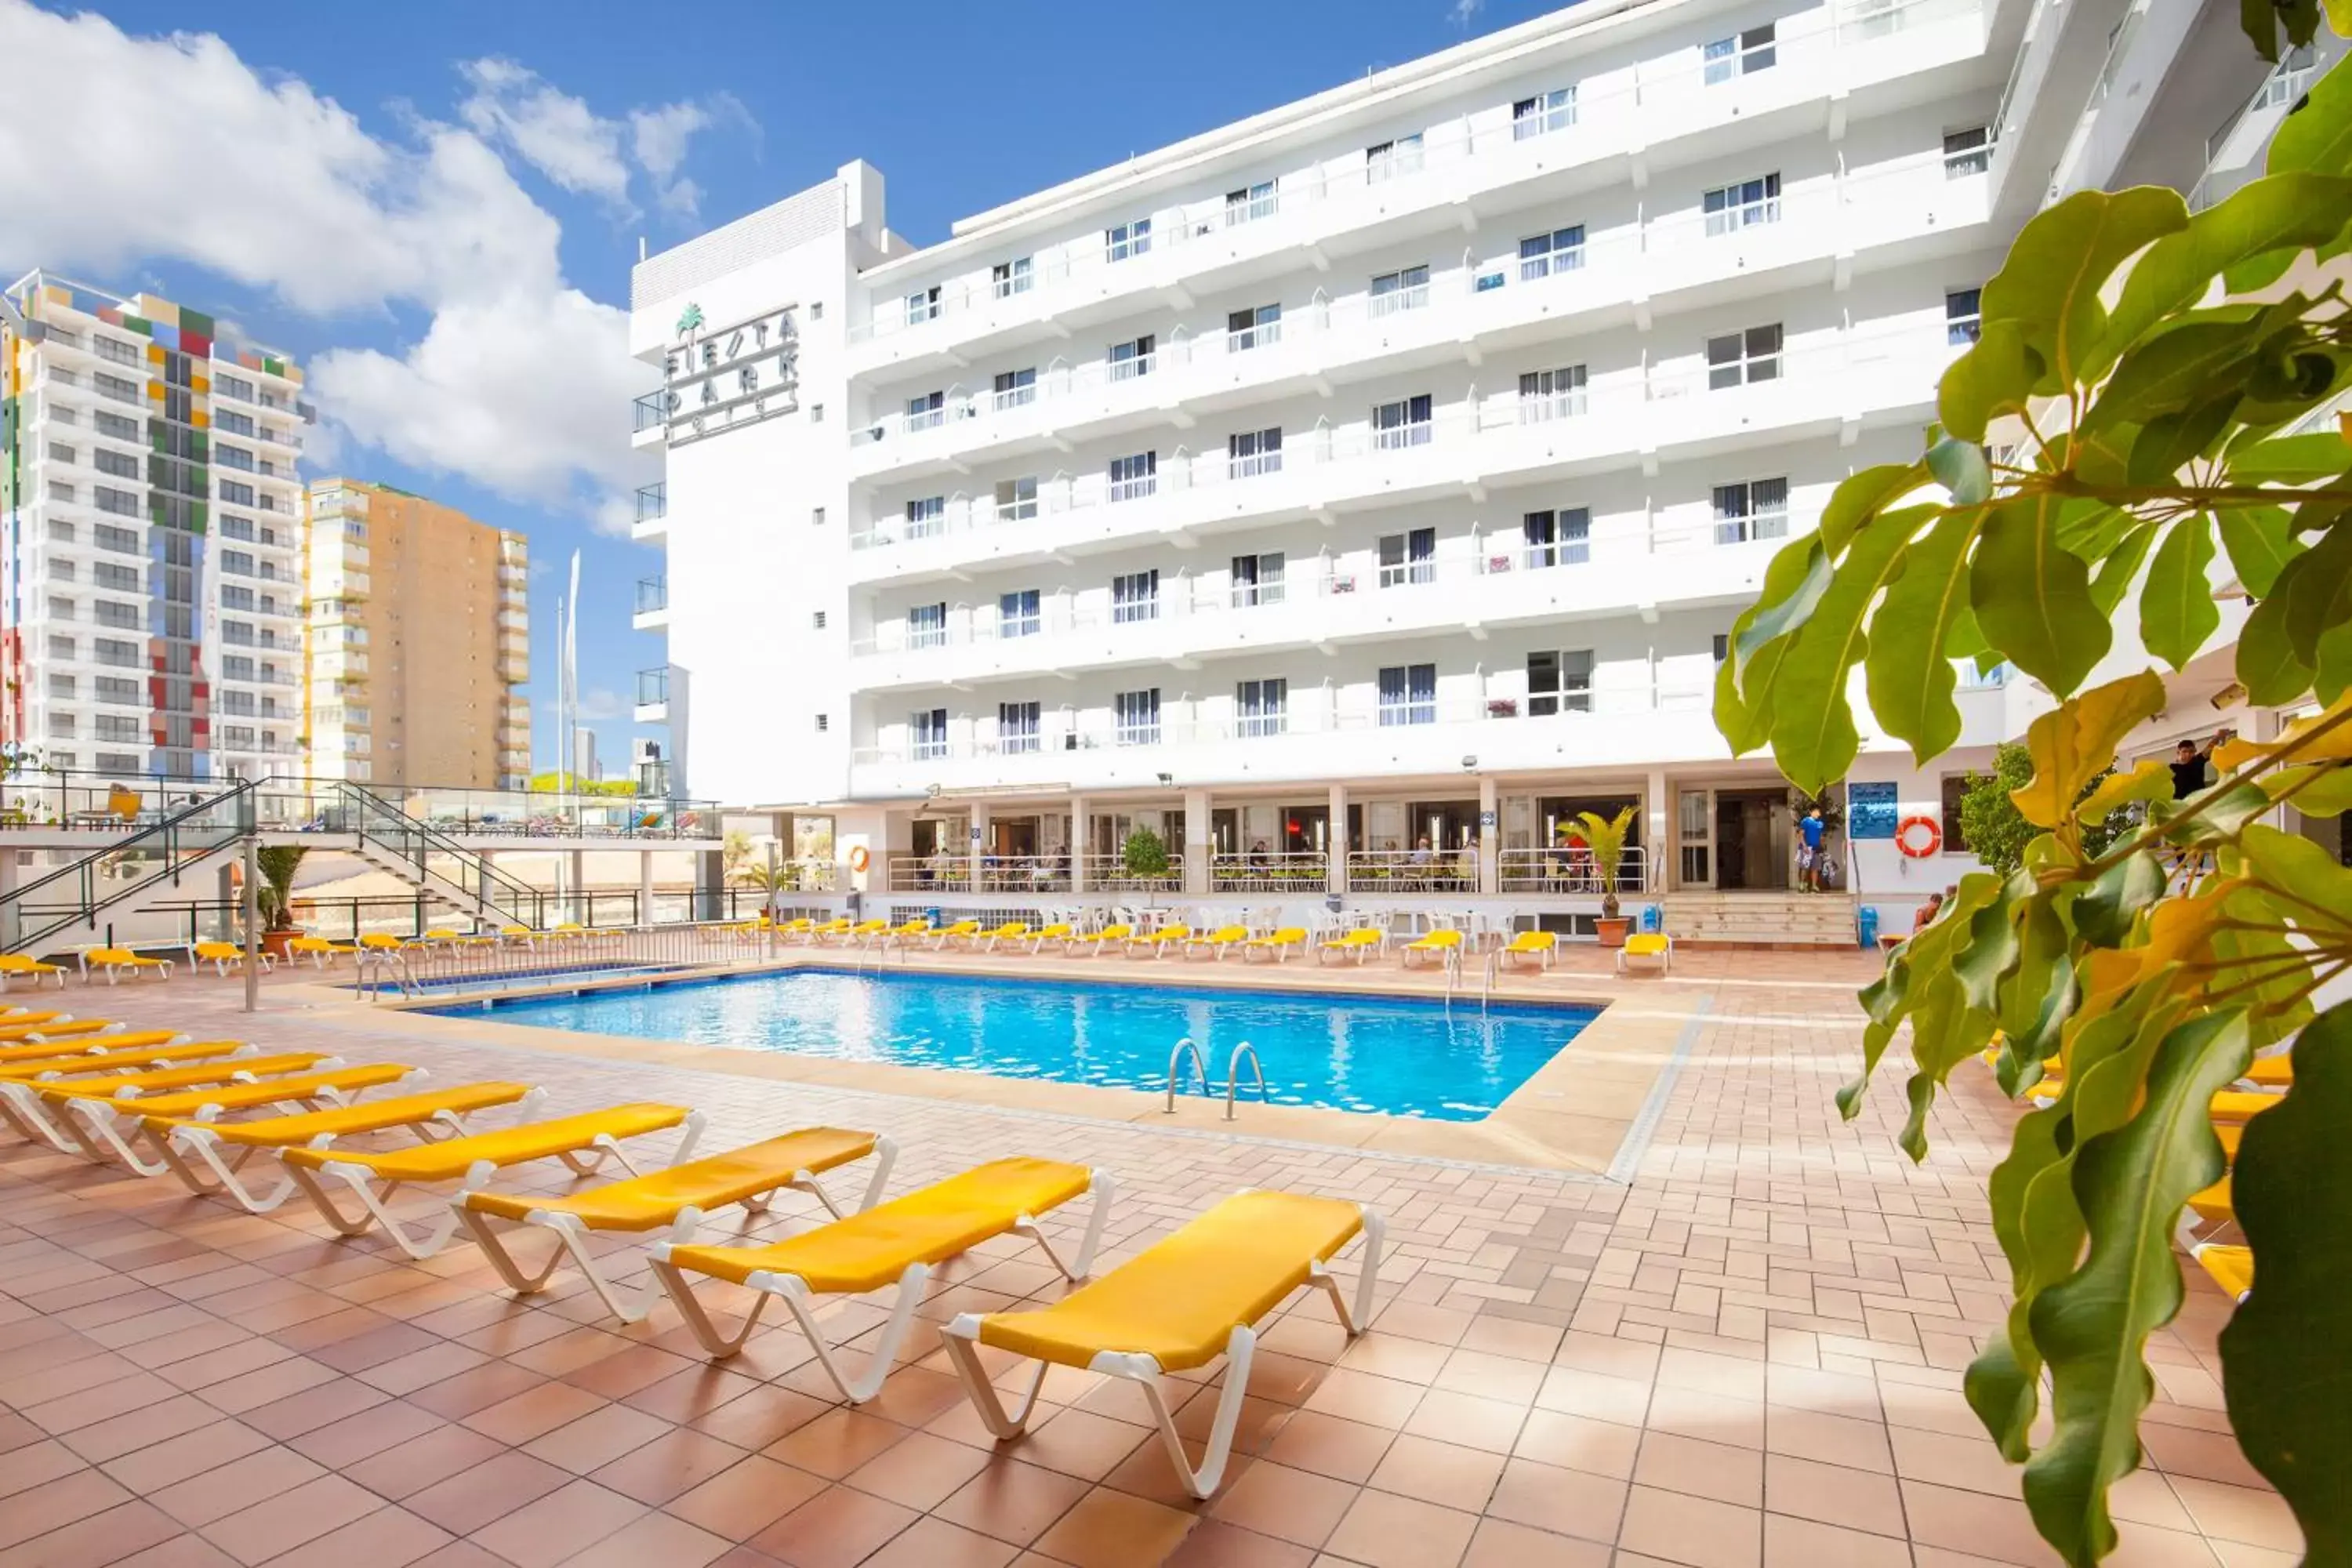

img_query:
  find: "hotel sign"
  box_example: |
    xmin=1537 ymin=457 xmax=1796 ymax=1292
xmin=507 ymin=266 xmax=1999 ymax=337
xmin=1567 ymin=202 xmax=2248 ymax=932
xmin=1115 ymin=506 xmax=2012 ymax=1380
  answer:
xmin=659 ymin=301 xmax=799 ymax=445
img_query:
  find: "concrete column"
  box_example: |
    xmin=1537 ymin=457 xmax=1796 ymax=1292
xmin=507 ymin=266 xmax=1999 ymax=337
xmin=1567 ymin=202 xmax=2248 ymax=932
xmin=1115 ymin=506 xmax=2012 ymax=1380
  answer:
xmin=638 ymin=849 xmax=655 ymax=927
xmin=1183 ymin=789 xmax=1211 ymax=897
xmin=1069 ymin=796 xmax=1089 ymax=893
xmin=1478 ymin=775 xmax=1499 ymax=897
xmin=567 ymin=850 xmax=586 ymax=925
xmin=1328 ymin=782 xmax=1349 ymax=897
xmin=968 ymin=802 xmax=989 ymax=894
xmin=1646 ymin=768 xmax=1671 ymax=895
xmin=695 ymin=849 xmax=724 ymax=922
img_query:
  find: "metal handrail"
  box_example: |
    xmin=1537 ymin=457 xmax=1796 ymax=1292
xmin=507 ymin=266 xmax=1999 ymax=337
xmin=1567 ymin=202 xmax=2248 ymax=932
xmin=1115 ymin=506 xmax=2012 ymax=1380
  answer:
xmin=335 ymin=782 xmax=547 ymax=926
xmin=1163 ymin=1036 xmax=1209 ymax=1112
xmin=1223 ymin=1040 xmax=1266 ymax=1121
xmin=1 ymin=777 xmax=263 ymax=954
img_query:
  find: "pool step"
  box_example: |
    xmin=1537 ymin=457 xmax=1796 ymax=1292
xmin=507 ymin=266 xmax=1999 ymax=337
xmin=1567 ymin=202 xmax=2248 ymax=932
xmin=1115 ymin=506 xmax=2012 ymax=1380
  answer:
xmin=1661 ymin=893 xmax=1859 ymax=949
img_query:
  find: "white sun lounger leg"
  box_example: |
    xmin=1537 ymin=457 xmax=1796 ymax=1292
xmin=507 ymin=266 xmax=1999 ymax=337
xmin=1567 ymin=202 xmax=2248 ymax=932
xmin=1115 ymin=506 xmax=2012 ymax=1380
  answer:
xmin=647 ymin=1253 xmax=779 ymax=1356
xmin=157 ymin=1124 xmax=310 ymax=1210
xmin=793 ymin=1135 xmax=899 ymax=1219
xmin=940 ymin=1316 xmax=1051 ymax=1437
xmin=554 ymin=1110 xmax=706 ymax=1179
xmin=0 ymin=1081 xmax=85 ymax=1154
xmin=285 ymin=1156 xmax=485 ymax=1259
xmin=765 ymin=1261 xmax=932 ymax=1403
xmin=1014 ymin=1170 xmax=1115 ymax=1281
xmin=1105 ymin=1332 xmax=1254 ymax=1500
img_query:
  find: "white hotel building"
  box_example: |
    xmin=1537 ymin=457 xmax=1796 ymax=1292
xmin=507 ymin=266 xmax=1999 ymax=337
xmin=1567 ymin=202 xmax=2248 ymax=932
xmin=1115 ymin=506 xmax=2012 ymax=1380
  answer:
xmin=629 ymin=0 xmax=2308 ymax=934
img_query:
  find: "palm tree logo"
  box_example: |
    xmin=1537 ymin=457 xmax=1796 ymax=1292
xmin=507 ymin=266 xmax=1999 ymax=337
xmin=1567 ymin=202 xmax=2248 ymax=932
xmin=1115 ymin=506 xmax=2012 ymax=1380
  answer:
xmin=675 ymin=303 xmax=704 ymax=339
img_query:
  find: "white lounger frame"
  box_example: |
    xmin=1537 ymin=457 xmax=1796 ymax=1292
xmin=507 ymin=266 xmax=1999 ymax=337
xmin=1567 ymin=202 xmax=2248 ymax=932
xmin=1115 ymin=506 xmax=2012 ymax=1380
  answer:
xmin=59 ymin=1065 xmax=425 ymax=1174
xmin=648 ymin=1169 xmax=1116 ymax=1403
xmin=152 ymin=1085 xmax=555 ymax=1214
xmin=942 ymin=1203 xmax=1386 ymax=1499
xmin=0 ymin=1036 xmax=220 ymax=1149
xmin=276 ymin=1109 xmax=707 ymax=1260
xmin=457 ymin=1134 xmax=901 ymax=1324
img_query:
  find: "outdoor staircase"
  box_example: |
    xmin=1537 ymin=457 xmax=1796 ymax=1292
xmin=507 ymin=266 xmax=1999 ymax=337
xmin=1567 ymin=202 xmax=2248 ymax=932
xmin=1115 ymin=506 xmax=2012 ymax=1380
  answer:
xmin=1660 ymin=891 xmax=1860 ymax=949
xmin=0 ymin=779 xmax=262 ymax=955
xmin=335 ymin=784 xmax=547 ymax=930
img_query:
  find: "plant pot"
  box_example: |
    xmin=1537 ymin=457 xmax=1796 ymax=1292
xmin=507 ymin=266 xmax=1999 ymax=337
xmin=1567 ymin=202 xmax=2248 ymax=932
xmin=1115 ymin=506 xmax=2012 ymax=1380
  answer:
xmin=1595 ymin=916 xmax=1632 ymax=949
xmin=261 ymin=927 xmax=300 ymax=960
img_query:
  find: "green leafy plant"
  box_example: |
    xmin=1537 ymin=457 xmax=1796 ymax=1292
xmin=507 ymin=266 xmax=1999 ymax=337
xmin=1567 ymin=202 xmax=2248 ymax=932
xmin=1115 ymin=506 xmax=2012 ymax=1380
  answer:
xmin=1957 ymin=740 xmax=2136 ymax=876
xmin=254 ymin=845 xmax=308 ymax=931
xmin=1716 ymin=38 xmax=2352 ymax=1565
xmin=1573 ymin=807 xmax=1638 ymax=920
xmin=1121 ymin=826 xmax=1170 ymax=878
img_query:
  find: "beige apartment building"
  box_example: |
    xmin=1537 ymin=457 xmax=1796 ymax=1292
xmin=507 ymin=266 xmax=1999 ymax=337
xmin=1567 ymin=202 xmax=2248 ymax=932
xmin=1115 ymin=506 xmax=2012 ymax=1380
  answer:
xmin=304 ymin=479 xmax=531 ymax=789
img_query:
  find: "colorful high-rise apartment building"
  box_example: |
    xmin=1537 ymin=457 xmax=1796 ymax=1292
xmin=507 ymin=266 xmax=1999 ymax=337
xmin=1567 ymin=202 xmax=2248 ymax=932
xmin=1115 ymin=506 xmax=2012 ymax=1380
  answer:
xmin=2 ymin=271 xmax=311 ymax=780
xmin=303 ymin=478 xmax=531 ymax=790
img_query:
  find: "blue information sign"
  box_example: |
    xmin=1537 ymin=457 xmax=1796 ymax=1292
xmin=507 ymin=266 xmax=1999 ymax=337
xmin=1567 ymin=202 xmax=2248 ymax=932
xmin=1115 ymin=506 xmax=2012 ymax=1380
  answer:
xmin=1848 ymin=782 xmax=1900 ymax=840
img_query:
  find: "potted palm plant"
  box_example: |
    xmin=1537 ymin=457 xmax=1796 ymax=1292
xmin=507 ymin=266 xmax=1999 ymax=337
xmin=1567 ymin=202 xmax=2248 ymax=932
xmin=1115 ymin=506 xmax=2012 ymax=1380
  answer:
xmin=1122 ymin=826 xmax=1170 ymax=888
xmin=1577 ymin=807 xmax=1639 ymax=948
xmin=254 ymin=845 xmax=309 ymax=960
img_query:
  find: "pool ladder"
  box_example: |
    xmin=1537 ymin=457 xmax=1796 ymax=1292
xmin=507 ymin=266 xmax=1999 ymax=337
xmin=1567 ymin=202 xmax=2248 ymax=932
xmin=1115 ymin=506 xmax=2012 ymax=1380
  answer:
xmin=1163 ymin=1036 xmax=1268 ymax=1121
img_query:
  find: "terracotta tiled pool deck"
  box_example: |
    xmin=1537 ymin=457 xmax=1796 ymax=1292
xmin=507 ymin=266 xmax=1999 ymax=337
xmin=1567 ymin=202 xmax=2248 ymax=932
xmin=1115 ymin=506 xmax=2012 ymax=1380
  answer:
xmin=0 ymin=947 xmax=2293 ymax=1567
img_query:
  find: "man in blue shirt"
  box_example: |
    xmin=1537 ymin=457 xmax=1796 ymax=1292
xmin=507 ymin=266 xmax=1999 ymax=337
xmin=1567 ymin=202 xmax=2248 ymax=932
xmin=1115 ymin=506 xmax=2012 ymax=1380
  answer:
xmin=1798 ymin=805 xmax=1827 ymax=892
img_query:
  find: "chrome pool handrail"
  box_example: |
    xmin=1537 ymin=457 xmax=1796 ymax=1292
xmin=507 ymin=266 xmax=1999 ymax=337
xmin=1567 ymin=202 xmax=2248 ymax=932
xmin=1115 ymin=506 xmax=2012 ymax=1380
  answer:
xmin=1163 ymin=1036 xmax=1209 ymax=1112
xmin=1224 ymin=1040 xmax=1266 ymax=1121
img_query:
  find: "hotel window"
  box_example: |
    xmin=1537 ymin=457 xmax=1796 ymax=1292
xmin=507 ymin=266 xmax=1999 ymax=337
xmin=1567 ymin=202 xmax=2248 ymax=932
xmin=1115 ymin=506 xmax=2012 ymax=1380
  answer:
xmin=94 ymin=601 xmax=138 ymax=630
xmin=48 ymin=674 xmax=75 ymax=699
xmin=1703 ymin=173 xmax=1781 ymax=234
xmin=1519 ymin=365 xmax=1587 ymax=422
xmin=1365 ymin=132 xmax=1425 ymax=183
xmin=1109 ymin=335 xmax=1155 ymax=381
xmin=1703 ymin=23 xmax=1777 ymax=84
xmin=1714 ymin=478 xmax=1791 ymax=544
xmin=1523 ymin=508 xmax=1592 ymax=568
xmin=995 ymin=477 xmax=1038 ymax=521
xmin=812 ymin=506 xmax=826 ymax=526
xmin=1940 ymin=774 xmax=1974 ymax=851
xmin=96 ymin=411 xmax=138 ymax=441
xmin=1513 ymin=87 xmax=1577 ymax=140
xmin=1519 ymin=225 xmax=1585 ymax=281
xmin=1106 ymin=217 xmax=1152 ymax=261
xmin=93 ymin=563 xmax=139 ymax=592
xmin=1228 ymin=426 xmax=1283 ymax=479
xmin=1527 ymin=650 xmax=1594 ymax=716
xmin=217 ymin=479 xmax=256 ymax=506
xmin=992 ymin=367 xmax=1036 ymax=410
xmin=999 ymin=590 xmax=1041 ymax=637
xmin=999 ymin=702 xmax=1042 ymax=754
xmin=1707 ymin=325 xmax=1782 ymax=389
xmin=1377 ymin=664 xmax=1438 ymax=727
xmin=1114 ymin=688 xmax=1162 ymax=745
xmin=810 ymin=404 xmax=824 ymax=422
xmin=910 ymin=708 xmax=950 ymax=760
xmin=1371 ymin=394 xmax=1434 ymax=450
xmin=906 ymin=390 xmax=946 ymax=431
xmin=223 ymin=655 xmax=255 ymax=681
xmin=811 ymin=612 xmax=828 ymax=630
xmin=92 ymin=335 xmax=141 ymax=368
xmin=1944 ymin=126 xmax=1991 ymax=179
xmin=1231 ymin=552 xmax=1286 ymax=608
xmin=993 ymin=256 xmax=1033 ymax=297
xmin=48 ymin=636 xmax=75 ymax=660
xmin=93 ymin=448 xmax=139 ymax=479
xmin=1377 ymin=528 xmax=1436 ymax=587
xmin=1228 ymin=303 xmax=1281 ymax=351
xmin=96 ymin=485 xmax=140 ymax=516
xmin=1109 ymin=452 xmax=1158 ymax=502
xmin=1947 ymin=288 xmax=1984 ymax=346
xmin=1236 ymin=678 xmax=1288 ymax=738
xmin=96 ymin=676 xmax=140 ymax=704
xmin=48 ymin=481 xmax=75 ymax=503
xmin=223 ymin=550 xmax=255 ymax=575
xmin=46 ymin=520 xmax=74 ymax=543
xmin=221 ymin=586 xmax=256 ymax=612
xmin=906 ymin=285 xmax=941 ymax=325
xmin=904 ymin=496 xmax=946 ymax=539
xmin=1225 ymin=179 xmax=1277 ymax=226
xmin=47 ymin=559 xmax=75 ymax=583
xmin=220 ymin=515 xmax=256 ymax=541
xmin=907 ymin=602 xmax=949 ymax=650
xmin=1112 ymin=569 xmax=1161 ymax=623
xmin=1369 ymin=264 xmax=1430 ymax=316
xmin=815 ymin=713 xmax=829 ymax=732
xmin=46 ymin=441 xmax=77 ymax=464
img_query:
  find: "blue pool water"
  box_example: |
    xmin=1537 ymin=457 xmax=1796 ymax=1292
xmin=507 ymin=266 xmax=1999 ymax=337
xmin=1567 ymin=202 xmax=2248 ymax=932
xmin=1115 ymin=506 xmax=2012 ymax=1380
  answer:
xmin=442 ymin=968 xmax=1598 ymax=1121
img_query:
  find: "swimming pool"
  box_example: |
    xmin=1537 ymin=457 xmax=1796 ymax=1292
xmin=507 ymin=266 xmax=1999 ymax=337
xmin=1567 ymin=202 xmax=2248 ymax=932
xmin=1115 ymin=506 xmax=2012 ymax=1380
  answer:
xmin=440 ymin=968 xmax=1599 ymax=1121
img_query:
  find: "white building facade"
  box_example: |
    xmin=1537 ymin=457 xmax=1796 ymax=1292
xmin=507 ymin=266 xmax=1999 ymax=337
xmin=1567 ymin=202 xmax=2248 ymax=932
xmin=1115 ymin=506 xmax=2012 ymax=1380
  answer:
xmin=629 ymin=0 xmax=2320 ymax=929
xmin=2 ymin=274 xmax=310 ymax=783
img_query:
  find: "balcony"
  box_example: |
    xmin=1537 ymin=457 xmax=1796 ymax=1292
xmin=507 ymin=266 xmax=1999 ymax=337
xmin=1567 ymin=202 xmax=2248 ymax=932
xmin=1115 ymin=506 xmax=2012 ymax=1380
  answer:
xmin=634 ymin=481 xmax=669 ymax=543
xmin=844 ymin=150 xmax=1986 ymax=486
xmin=844 ymin=0 xmax=1985 ymax=376
xmin=635 ymin=666 xmax=670 ymax=723
xmin=632 ymin=392 xmax=667 ymax=448
xmin=634 ymin=575 xmax=670 ymax=631
xmin=846 ymin=317 xmax=1960 ymax=589
xmin=2190 ymin=36 xmax=2343 ymax=210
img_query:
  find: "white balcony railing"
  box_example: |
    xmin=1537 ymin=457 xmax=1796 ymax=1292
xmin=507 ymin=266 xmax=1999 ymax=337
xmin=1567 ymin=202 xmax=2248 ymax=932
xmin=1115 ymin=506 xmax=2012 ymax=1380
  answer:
xmin=843 ymin=0 xmax=1981 ymax=353
xmin=845 ymin=147 xmax=1978 ymax=466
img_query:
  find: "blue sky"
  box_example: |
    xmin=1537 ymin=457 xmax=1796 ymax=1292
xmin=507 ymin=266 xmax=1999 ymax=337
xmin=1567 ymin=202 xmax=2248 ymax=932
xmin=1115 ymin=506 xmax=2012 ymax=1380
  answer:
xmin=1 ymin=0 xmax=1566 ymax=782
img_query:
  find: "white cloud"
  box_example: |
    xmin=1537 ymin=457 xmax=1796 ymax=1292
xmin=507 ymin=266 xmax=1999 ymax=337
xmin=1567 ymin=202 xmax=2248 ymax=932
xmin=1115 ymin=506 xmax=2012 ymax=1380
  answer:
xmin=630 ymin=97 xmax=747 ymax=220
xmin=1448 ymin=0 xmax=1484 ymax=27
xmin=546 ymin=686 xmax=629 ymax=722
xmin=458 ymin=57 xmax=630 ymax=209
xmin=0 ymin=2 xmax=671 ymax=530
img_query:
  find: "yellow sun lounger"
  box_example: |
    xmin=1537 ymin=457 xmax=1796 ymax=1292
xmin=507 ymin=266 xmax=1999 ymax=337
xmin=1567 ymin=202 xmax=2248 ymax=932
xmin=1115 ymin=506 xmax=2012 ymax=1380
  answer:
xmin=188 ymin=942 xmax=274 ymax=976
xmin=1616 ymin=931 xmax=1673 ymax=975
xmin=1064 ymin=924 xmax=1133 ymax=954
xmin=943 ymin=1189 xmax=1385 ymax=1498
xmin=928 ymin=920 xmax=982 ymax=949
xmin=880 ymin=919 xmax=933 ymax=946
xmin=648 ymin=1156 xmax=1111 ymax=1401
xmin=286 ymin=935 xmax=361 ymax=968
xmin=457 ymin=1127 xmax=894 ymax=1323
xmin=0 ymin=1035 xmax=211 ymax=1078
xmin=0 ymin=1007 xmax=71 ymax=1029
xmin=1499 ymin=931 xmax=1558 ymax=971
xmin=840 ymin=919 xmax=892 ymax=946
xmin=2194 ymin=1243 xmax=2253 ymax=1302
xmin=0 ymin=1016 xmax=122 ymax=1043
xmin=151 ymin=1082 xmax=547 ymax=1211
xmin=1241 ymin=928 xmax=1307 ymax=963
xmin=1129 ymin=925 xmax=1189 ymax=957
xmin=1185 ymin=926 xmax=1251 ymax=960
xmin=975 ymin=921 xmax=1031 ymax=952
xmin=1401 ymin=928 xmax=1463 ymax=967
xmin=1316 ymin=930 xmax=1385 ymax=965
xmin=0 ymin=1032 xmax=107 ymax=1065
xmin=275 ymin=1102 xmax=704 ymax=1258
xmin=53 ymin=1063 xmax=425 ymax=1173
xmin=82 ymin=948 xmax=174 ymax=984
xmin=0 ymin=1047 xmax=297 ymax=1151
xmin=1024 ymin=924 xmax=1076 ymax=954
xmin=0 ymin=954 xmax=71 ymax=990
xmin=802 ymin=918 xmax=855 ymax=944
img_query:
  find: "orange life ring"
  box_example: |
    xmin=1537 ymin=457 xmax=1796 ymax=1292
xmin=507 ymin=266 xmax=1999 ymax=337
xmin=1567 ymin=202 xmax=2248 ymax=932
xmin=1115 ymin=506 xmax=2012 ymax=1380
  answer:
xmin=848 ymin=845 xmax=871 ymax=873
xmin=1895 ymin=815 xmax=1942 ymax=858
